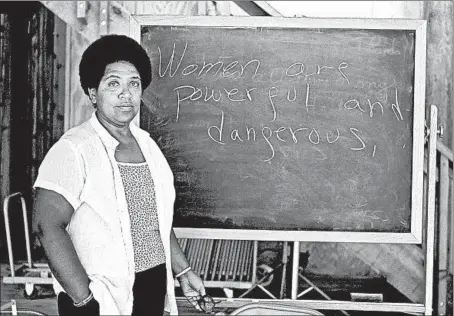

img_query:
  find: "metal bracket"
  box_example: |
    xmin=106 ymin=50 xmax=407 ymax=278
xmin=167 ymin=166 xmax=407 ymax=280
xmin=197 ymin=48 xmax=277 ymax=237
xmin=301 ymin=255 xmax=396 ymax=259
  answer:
xmin=76 ymin=1 xmax=86 ymax=19
xmin=424 ymin=120 xmax=444 ymax=143
xmin=99 ymin=1 xmax=109 ymax=35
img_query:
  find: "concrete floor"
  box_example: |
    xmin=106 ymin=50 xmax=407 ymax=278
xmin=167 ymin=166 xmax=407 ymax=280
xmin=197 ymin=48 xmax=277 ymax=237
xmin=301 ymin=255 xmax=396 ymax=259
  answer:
xmin=4 ymin=263 xmax=442 ymax=316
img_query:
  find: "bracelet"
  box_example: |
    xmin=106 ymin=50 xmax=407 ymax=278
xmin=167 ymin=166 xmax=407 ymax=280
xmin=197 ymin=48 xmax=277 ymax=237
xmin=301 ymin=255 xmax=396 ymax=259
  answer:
xmin=73 ymin=292 xmax=94 ymax=307
xmin=175 ymin=266 xmax=192 ymax=278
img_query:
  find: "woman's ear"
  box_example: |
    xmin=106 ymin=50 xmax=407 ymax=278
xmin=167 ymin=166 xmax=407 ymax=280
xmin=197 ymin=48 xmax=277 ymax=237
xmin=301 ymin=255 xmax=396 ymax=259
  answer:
xmin=88 ymin=88 xmax=97 ymax=105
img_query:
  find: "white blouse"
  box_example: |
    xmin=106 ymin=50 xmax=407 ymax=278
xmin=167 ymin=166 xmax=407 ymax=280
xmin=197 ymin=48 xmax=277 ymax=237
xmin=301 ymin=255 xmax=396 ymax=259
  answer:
xmin=34 ymin=112 xmax=178 ymax=315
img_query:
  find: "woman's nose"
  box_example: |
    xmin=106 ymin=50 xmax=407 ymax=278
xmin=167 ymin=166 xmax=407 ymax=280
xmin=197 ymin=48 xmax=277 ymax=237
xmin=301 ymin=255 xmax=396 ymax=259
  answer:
xmin=119 ymin=84 xmax=132 ymax=98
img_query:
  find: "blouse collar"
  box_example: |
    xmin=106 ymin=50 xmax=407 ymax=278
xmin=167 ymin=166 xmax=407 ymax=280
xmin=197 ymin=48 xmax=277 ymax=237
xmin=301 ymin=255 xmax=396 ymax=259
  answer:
xmin=89 ymin=111 xmax=149 ymax=151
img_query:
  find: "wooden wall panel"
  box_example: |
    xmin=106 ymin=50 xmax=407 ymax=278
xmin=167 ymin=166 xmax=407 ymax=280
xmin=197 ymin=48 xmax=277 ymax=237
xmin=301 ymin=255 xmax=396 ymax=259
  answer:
xmin=424 ymin=1 xmax=453 ymax=148
xmin=52 ymin=15 xmax=67 ymax=140
xmin=28 ymin=6 xmax=65 ymax=184
xmin=0 ymin=12 xmax=13 ymax=253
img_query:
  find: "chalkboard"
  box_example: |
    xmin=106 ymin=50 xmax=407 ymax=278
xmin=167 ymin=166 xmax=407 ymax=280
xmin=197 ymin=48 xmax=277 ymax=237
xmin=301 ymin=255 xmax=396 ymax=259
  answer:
xmin=136 ymin=17 xmax=426 ymax=242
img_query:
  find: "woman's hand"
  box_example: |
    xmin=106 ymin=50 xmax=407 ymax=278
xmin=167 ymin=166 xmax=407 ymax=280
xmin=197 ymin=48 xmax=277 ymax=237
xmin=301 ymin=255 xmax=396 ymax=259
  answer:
xmin=179 ymin=270 xmax=206 ymax=311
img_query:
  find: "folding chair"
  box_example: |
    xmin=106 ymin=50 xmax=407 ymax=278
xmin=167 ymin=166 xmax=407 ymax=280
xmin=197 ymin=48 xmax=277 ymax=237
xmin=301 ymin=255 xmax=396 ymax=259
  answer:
xmin=229 ymin=302 xmax=325 ymax=315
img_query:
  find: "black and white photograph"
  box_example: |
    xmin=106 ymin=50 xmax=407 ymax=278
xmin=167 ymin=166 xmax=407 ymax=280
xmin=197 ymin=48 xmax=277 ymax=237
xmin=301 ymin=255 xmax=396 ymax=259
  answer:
xmin=0 ymin=1 xmax=453 ymax=315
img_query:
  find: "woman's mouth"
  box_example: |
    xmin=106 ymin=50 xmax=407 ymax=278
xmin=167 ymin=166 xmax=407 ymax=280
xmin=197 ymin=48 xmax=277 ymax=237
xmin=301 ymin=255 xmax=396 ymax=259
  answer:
xmin=118 ymin=104 xmax=134 ymax=110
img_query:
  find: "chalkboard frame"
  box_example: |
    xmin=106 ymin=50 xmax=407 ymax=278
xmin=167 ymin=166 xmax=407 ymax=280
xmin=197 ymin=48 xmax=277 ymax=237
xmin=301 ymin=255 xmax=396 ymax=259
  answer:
xmin=130 ymin=16 xmax=427 ymax=244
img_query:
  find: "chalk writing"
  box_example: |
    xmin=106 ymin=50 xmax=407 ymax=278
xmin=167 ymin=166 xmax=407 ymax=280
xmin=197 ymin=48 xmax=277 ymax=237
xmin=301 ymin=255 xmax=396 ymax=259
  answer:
xmin=157 ymin=42 xmax=408 ymax=162
xmin=164 ymin=54 xmax=409 ymax=162
xmin=159 ymin=42 xmax=352 ymax=85
xmin=158 ymin=43 xmax=261 ymax=80
xmin=173 ymin=85 xmax=256 ymax=122
xmin=205 ymin=110 xmax=375 ymax=162
xmin=343 ymin=88 xmax=403 ymax=121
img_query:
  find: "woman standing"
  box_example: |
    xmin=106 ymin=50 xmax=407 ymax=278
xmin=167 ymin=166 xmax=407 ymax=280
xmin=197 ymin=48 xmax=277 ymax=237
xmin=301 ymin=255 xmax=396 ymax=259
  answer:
xmin=32 ymin=34 xmax=206 ymax=315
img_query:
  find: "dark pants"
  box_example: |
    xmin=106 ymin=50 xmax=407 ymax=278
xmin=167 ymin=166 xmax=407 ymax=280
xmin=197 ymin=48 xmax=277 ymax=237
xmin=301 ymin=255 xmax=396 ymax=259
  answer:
xmin=132 ymin=263 xmax=167 ymax=316
xmin=58 ymin=263 xmax=167 ymax=316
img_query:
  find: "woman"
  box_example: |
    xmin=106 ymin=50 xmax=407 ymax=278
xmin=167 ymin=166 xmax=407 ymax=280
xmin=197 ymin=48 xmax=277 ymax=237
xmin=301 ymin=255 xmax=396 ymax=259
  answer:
xmin=32 ymin=34 xmax=206 ymax=315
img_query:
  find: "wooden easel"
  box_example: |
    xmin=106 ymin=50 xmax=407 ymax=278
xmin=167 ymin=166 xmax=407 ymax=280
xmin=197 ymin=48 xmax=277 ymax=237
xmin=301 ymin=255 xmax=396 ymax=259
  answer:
xmin=132 ymin=14 xmax=434 ymax=315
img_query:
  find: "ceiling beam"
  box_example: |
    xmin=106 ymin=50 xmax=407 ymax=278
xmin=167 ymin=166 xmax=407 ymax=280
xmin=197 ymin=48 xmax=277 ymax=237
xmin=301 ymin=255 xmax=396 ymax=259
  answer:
xmin=232 ymin=1 xmax=282 ymax=16
xmin=40 ymin=1 xmax=99 ymax=42
xmin=40 ymin=1 xmax=134 ymax=42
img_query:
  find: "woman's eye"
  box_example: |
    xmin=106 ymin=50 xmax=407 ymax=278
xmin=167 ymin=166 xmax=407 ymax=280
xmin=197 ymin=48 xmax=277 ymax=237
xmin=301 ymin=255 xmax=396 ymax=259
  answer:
xmin=131 ymin=81 xmax=140 ymax=88
xmin=108 ymin=81 xmax=119 ymax=87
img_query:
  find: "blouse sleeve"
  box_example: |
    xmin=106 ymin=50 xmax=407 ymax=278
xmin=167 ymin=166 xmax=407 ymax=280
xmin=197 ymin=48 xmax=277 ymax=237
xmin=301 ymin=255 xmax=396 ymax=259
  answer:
xmin=33 ymin=138 xmax=85 ymax=211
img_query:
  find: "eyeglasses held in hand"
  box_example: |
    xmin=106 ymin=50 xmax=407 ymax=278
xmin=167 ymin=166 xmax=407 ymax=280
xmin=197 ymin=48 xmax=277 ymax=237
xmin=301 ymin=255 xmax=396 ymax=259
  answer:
xmin=197 ymin=295 xmax=216 ymax=314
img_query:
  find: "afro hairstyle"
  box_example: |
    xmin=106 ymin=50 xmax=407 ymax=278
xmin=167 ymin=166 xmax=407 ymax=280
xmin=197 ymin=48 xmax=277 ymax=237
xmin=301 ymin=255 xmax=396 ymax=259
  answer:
xmin=79 ymin=34 xmax=152 ymax=95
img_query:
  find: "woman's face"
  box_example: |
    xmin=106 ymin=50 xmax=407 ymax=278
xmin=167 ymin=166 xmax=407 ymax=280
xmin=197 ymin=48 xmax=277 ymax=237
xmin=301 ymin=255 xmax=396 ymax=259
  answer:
xmin=89 ymin=61 xmax=142 ymax=127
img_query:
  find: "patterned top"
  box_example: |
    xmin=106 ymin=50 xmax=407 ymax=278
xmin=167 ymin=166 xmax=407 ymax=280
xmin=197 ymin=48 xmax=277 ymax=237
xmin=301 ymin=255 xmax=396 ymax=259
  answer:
xmin=117 ymin=162 xmax=166 ymax=272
